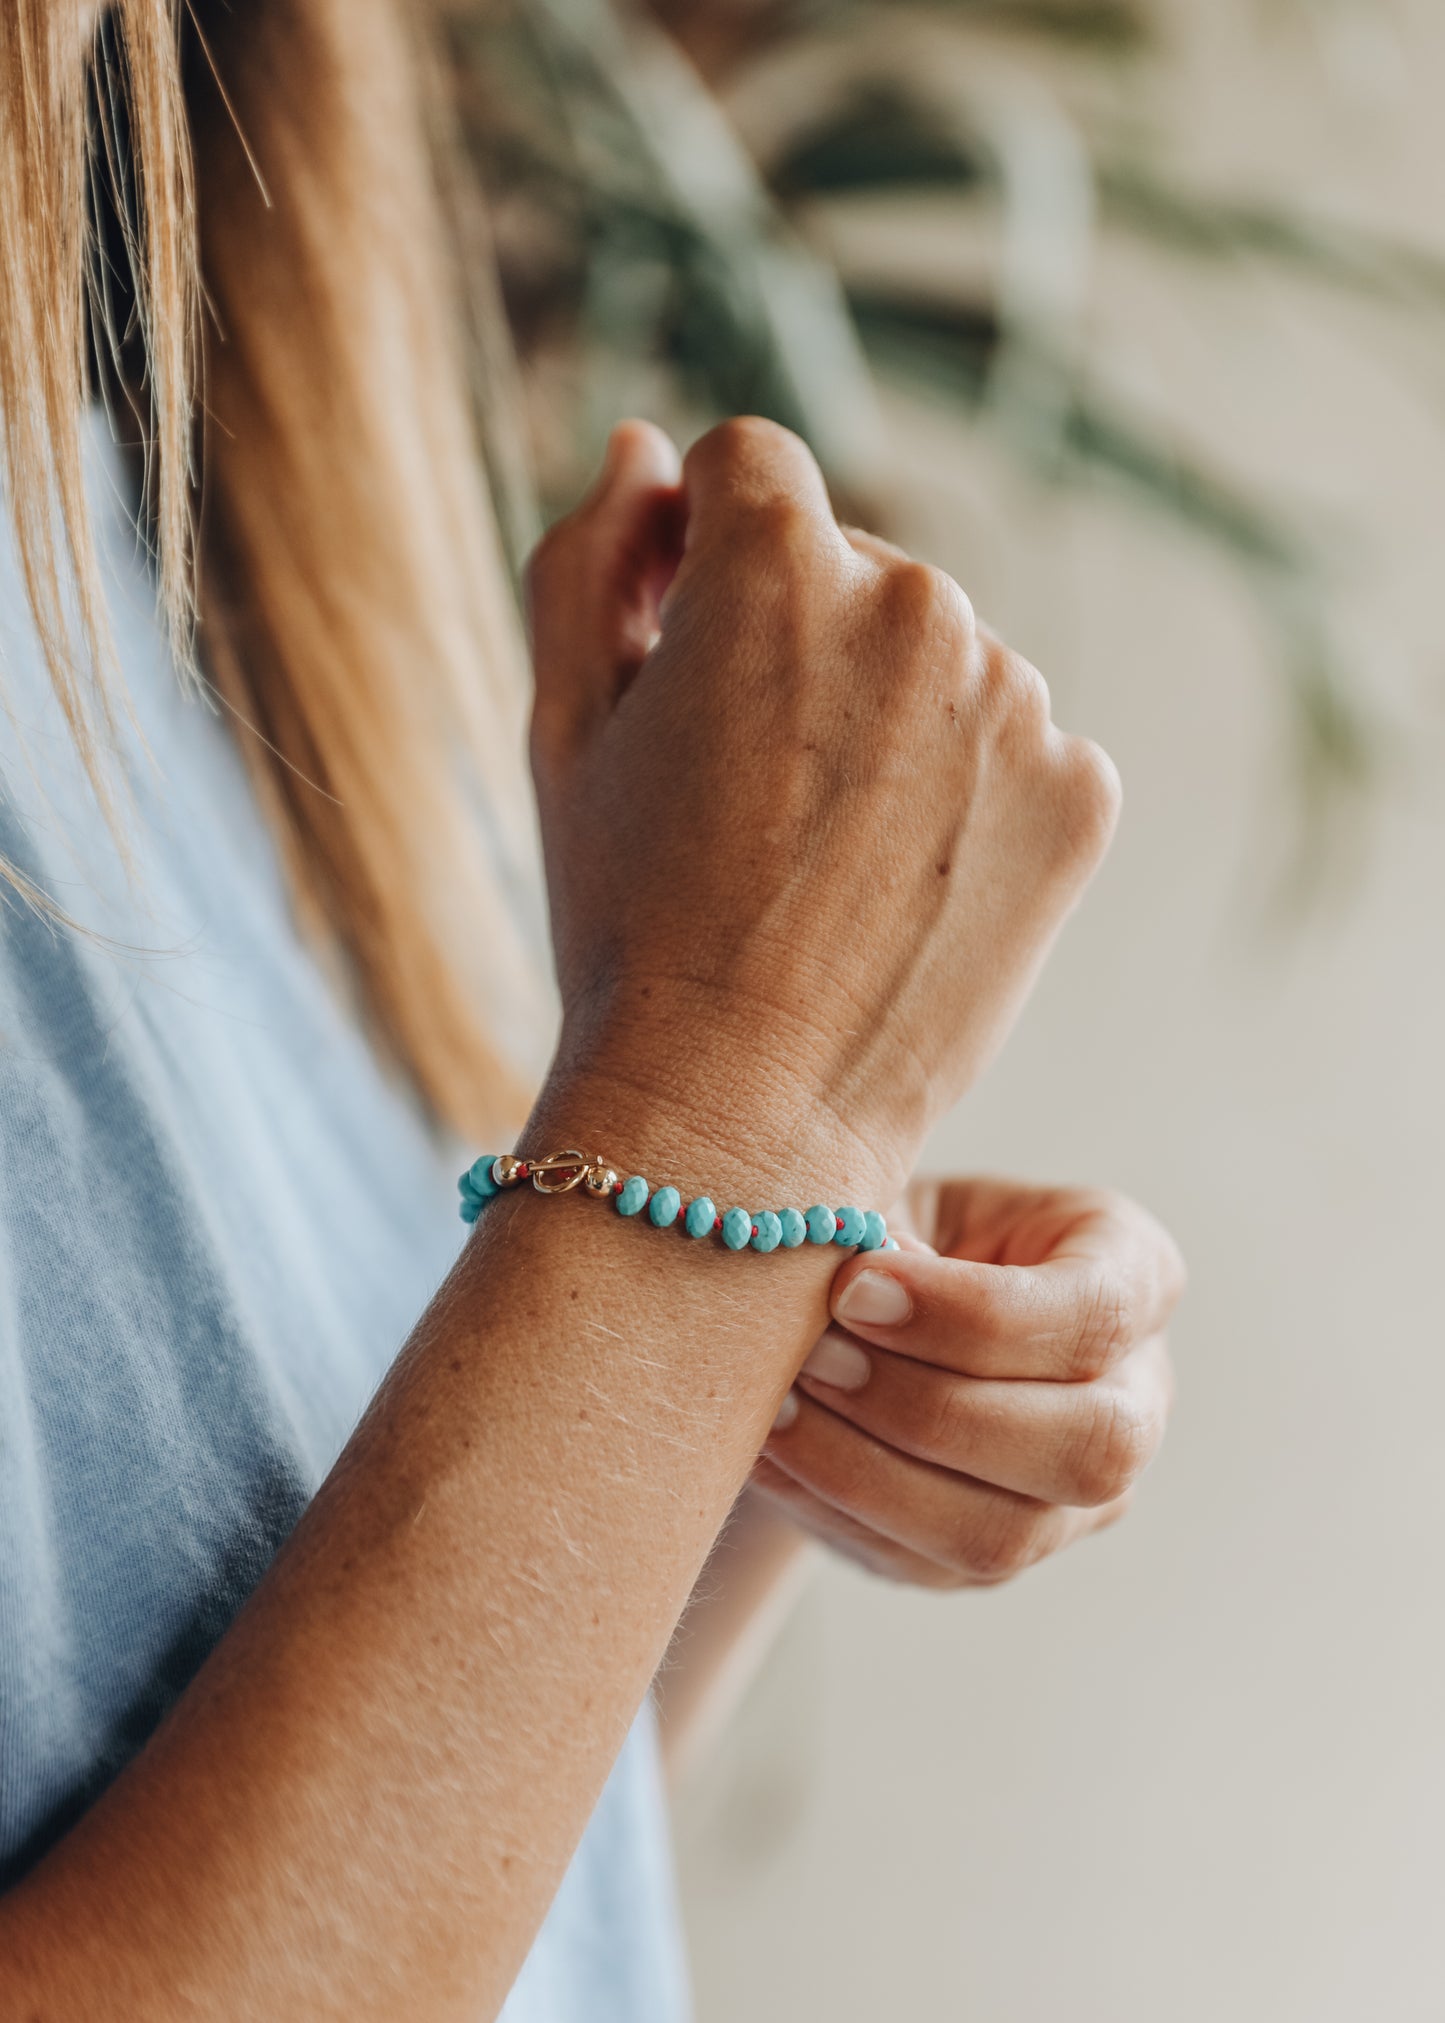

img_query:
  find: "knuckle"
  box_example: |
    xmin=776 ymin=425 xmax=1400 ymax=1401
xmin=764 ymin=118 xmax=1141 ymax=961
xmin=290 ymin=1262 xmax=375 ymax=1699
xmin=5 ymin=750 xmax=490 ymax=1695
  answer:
xmin=957 ymin=1274 xmax=1007 ymax=1350
xmin=902 ymin=1377 xmax=977 ymax=1467
xmin=1070 ymin=1390 xmax=1156 ymax=1507
xmin=958 ymin=1507 xmax=1040 ymax=1585
xmin=887 ymin=559 xmax=975 ymax=646
xmin=698 ymin=413 xmax=802 ymax=481
xmin=1086 ymin=1186 xmax=1188 ymax=1318
xmin=1053 ymin=735 xmax=1123 ymax=862
xmin=1070 ymin=1267 xmax=1132 ymax=1379
xmin=718 ymin=412 xmax=796 ymax=455
xmin=989 ymin=644 xmax=1052 ymax=727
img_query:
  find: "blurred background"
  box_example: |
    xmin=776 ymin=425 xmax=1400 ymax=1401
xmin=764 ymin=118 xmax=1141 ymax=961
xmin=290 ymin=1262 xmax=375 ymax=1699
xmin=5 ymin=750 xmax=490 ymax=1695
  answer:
xmin=453 ymin=0 xmax=1445 ymax=2013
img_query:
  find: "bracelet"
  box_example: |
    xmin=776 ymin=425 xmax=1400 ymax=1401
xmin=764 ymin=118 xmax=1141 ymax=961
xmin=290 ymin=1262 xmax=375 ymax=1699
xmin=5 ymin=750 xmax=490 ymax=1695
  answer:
xmin=457 ymin=1146 xmax=898 ymax=1255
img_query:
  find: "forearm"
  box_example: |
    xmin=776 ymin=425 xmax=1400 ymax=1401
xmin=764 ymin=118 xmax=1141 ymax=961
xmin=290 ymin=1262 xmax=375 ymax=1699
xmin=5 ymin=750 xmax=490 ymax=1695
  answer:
xmin=1 ymin=1069 xmax=881 ymax=2021
xmin=656 ymin=1490 xmax=813 ymax=1783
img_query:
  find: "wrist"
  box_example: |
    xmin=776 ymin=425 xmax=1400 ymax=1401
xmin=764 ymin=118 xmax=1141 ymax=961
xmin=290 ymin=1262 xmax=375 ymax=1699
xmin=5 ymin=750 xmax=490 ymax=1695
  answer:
xmin=458 ymin=1060 xmax=869 ymax=1403
xmin=537 ymin=1006 xmax=904 ymax=1217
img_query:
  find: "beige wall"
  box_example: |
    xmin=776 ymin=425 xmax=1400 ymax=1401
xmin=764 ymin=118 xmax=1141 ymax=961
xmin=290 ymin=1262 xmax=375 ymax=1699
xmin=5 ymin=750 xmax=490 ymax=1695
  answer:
xmin=675 ymin=7 xmax=1445 ymax=2017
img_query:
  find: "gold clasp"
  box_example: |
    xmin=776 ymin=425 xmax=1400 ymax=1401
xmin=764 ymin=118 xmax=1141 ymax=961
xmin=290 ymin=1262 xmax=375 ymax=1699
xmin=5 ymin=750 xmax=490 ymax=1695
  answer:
xmin=529 ymin=1148 xmax=592 ymax=1195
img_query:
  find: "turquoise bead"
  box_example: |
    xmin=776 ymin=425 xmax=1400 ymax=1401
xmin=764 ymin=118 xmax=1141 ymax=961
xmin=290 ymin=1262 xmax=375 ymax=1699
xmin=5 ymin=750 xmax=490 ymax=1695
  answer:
xmin=617 ymin=1175 xmax=650 ymax=1217
xmin=722 ymin=1207 xmax=752 ymax=1251
xmin=883 ymin=1236 xmax=900 ymax=1251
xmin=458 ymin=1195 xmax=481 ymax=1224
xmin=805 ymin=1204 xmax=838 ymax=1245
xmin=468 ymin=1156 xmax=502 ymax=1200
xmin=685 ymin=1196 xmax=717 ymax=1238
xmin=859 ymin=1210 xmax=888 ymax=1251
xmin=751 ymin=1211 xmax=782 ymax=1253
xmin=650 ymin=1185 xmax=681 ymax=1229
xmin=834 ymin=1205 xmax=866 ymax=1246
xmin=778 ymin=1208 xmax=807 ymax=1248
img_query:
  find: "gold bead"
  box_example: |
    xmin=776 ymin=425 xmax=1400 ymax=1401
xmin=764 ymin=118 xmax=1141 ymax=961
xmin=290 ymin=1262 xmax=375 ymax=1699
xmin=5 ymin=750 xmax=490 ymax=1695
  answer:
xmin=584 ymin=1160 xmax=619 ymax=1199
xmin=492 ymin=1153 xmax=526 ymax=1188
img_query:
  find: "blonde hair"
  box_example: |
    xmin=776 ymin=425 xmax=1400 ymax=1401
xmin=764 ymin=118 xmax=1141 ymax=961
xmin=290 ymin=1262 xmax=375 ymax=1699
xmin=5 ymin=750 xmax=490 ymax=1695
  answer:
xmin=0 ymin=0 xmax=536 ymax=1139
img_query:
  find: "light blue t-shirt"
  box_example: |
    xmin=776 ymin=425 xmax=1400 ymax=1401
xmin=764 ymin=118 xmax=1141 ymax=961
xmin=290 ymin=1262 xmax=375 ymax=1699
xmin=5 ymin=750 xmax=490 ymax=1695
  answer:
xmin=0 ymin=423 xmax=690 ymax=2021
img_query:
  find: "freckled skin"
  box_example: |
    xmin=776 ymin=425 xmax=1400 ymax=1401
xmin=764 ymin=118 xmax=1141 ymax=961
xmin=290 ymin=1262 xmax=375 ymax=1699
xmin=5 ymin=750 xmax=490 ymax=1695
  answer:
xmin=1 ymin=417 xmax=1147 ymax=2021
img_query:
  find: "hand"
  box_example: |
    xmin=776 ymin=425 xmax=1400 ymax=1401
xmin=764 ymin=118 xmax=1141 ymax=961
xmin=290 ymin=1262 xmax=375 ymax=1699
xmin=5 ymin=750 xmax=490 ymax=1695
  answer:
xmin=526 ymin=418 xmax=1121 ymax=1200
xmin=751 ymin=1178 xmax=1183 ymax=1587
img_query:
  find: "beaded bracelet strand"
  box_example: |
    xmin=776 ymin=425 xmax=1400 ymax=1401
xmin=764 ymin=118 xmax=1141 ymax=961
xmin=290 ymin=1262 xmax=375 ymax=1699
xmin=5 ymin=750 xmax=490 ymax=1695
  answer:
xmin=457 ymin=1146 xmax=898 ymax=1256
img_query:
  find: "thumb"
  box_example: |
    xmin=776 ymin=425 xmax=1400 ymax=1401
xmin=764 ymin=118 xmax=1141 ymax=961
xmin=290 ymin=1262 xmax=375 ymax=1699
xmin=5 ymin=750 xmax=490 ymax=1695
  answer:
xmin=527 ymin=420 xmax=685 ymax=734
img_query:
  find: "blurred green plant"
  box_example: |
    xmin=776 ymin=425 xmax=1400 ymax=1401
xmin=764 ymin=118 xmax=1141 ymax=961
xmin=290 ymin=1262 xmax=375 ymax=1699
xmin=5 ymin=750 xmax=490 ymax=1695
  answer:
xmin=444 ymin=0 xmax=1433 ymax=852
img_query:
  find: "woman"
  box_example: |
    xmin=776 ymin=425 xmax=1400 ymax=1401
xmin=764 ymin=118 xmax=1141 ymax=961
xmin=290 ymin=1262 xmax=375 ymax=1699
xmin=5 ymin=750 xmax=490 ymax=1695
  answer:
xmin=0 ymin=1 xmax=1183 ymax=2016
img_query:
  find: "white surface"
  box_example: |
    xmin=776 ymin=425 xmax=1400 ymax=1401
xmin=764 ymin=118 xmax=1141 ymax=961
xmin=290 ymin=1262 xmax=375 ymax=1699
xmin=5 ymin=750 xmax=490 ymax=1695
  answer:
xmin=676 ymin=8 xmax=1445 ymax=2017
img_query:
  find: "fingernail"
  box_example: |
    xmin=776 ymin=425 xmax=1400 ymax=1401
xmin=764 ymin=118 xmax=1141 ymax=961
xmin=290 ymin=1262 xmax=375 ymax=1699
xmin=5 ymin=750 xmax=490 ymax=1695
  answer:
xmin=771 ymin=1389 xmax=799 ymax=1432
xmin=835 ymin=1270 xmax=911 ymax=1329
xmin=801 ymin=1329 xmax=871 ymax=1392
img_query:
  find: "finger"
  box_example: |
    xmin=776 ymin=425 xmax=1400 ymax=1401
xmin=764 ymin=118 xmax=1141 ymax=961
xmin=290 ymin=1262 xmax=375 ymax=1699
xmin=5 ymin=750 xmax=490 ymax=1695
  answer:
xmin=527 ymin=419 xmax=685 ymax=732
xmin=843 ymin=524 xmax=994 ymax=660
xmin=794 ymin=1329 xmax=1172 ymax=1506
xmin=748 ymin=1456 xmax=968 ymax=1588
xmin=900 ymin=1176 xmax=1183 ymax=1295
xmin=678 ymin=414 xmax=848 ymax=560
xmin=763 ymin=1389 xmax=1123 ymax=1583
xmin=844 ymin=532 xmax=1042 ymax=708
xmin=829 ymin=1195 xmax=1186 ymax=1381
xmin=842 ymin=523 xmax=999 ymax=637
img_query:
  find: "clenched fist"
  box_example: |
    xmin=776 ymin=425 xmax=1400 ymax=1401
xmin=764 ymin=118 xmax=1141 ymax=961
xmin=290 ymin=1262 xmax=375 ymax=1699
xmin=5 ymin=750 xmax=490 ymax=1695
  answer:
xmin=527 ymin=416 xmax=1120 ymax=1202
